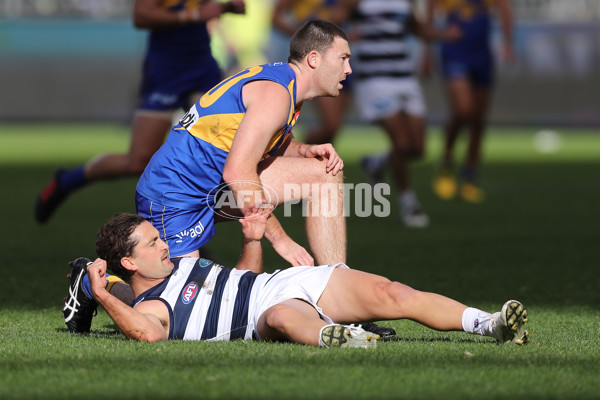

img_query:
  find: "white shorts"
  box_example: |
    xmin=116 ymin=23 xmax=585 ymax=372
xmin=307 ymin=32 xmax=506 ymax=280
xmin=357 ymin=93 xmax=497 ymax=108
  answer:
xmin=250 ymin=263 xmax=349 ymax=340
xmin=355 ymin=77 xmax=426 ymax=121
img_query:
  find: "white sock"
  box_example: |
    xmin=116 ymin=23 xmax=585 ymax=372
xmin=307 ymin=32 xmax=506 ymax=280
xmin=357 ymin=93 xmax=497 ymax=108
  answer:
xmin=398 ymin=190 xmax=418 ymax=212
xmin=461 ymin=307 xmax=492 ymax=336
xmin=371 ymin=150 xmax=390 ymax=168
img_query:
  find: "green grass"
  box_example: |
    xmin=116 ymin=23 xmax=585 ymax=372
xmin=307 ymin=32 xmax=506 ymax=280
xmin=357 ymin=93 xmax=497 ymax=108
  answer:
xmin=1 ymin=123 xmax=599 ymax=399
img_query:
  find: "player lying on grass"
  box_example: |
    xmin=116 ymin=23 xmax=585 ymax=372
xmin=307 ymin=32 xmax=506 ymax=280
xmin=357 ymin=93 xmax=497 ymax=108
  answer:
xmin=65 ymin=209 xmax=529 ymax=347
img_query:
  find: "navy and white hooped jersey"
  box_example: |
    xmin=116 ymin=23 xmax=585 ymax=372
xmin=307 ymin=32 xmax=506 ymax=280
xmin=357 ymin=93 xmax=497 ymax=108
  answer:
xmin=352 ymin=0 xmax=416 ymax=80
xmin=133 ymin=257 xmax=271 ymax=341
xmin=135 ymin=62 xmax=300 ymax=209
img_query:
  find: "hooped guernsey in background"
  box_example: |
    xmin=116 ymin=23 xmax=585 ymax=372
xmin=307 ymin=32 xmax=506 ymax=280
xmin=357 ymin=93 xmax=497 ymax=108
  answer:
xmin=136 ymin=63 xmax=300 ymax=255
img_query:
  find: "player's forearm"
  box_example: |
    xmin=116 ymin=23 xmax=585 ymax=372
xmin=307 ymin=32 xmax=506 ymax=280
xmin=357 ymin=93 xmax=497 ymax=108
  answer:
xmin=93 ymin=290 xmax=167 ymax=342
xmin=263 ymin=213 xmax=286 ymax=245
xmin=497 ymin=0 xmax=514 ymax=47
xmin=281 ymin=138 xmax=307 ymax=157
xmin=236 ymin=239 xmax=263 ymax=273
xmin=422 ymin=0 xmax=437 ymax=49
xmin=223 ymin=172 xmax=266 ymax=215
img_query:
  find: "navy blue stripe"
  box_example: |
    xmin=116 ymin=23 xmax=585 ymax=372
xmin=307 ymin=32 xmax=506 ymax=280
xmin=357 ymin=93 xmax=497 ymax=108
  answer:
xmin=170 ymin=258 xmax=214 ymax=339
xmin=356 ymin=71 xmax=414 ymax=79
xmin=229 ymin=272 xmax=259 ymax=340
xmin=361 ymin=31 xmax=408 ymax=41
xmin=357 ymin=53 xmax=409 ymax=62
xmin=201 ymin=268 xmax=232 ymax=340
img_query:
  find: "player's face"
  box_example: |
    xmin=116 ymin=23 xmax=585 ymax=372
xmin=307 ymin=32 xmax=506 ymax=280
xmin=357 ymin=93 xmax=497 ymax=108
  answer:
xmin=318 ymin=36 xmax=352 ymax=97
xmin=129 ymin=221 xmax=173 ymax=280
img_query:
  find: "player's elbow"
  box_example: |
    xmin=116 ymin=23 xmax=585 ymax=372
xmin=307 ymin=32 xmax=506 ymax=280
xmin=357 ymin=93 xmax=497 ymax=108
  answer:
xmin=128 ymin=328 xmax=167 ymax=342
xmin=133 ymin=17 xmax=150 ymax=29
xmin=132 ymin=10 xmax=153 ymax=29
xmin=222 ymin=165 xmax=250 ymax=185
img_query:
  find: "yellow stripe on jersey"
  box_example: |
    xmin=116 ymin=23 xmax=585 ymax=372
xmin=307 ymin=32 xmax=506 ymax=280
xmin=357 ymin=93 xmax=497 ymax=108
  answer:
xmin=439 ymin=0 xmax=495 ymax=18
xmin=160 ymin=0 xmax=204 ymax=10
xmin=188 ymin=113 xmax=245 ymax=153
xmin=200 ymin=66 xmax=263 ymax=108
xmin=292 ymin=0 xmax=331 ymax=21
xmin=285 ymin=80 xmax=295 ymax=129
xmin=263 ymin=79 xmax=297 ymax=156
xmin=105 ymin=275 xmax=125 ymax=292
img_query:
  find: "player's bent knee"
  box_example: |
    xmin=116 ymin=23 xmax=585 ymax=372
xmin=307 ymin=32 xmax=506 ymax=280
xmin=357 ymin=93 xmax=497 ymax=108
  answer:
xmin=263 ymin=304 xmax=294 ymax=334
xmin=382 ymin=281 xmax=418 ymax=309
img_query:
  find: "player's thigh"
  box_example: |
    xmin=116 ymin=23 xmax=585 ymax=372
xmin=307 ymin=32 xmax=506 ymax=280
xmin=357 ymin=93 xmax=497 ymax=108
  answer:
xmin=129 ymin=112 xmax=173 ymax=161
xmin=256 ymin=299 xmax=321 ymax=341
xmin=317 ymin=268 xmax=394 ymax=323
xmin=445 ymin=78 xmax=473 ymax=116
xmin=258 ymin=156 xmax=339 ymax=204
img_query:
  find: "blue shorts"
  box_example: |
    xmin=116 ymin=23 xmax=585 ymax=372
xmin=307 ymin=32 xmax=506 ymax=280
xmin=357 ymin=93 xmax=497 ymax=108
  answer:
xmin=136 ymin=192 xmax=216 ymax=257
xmin=138 ymin=56 xmax=222 ymax=112
xmin=440 ymin=51 xmax=495 ymax=88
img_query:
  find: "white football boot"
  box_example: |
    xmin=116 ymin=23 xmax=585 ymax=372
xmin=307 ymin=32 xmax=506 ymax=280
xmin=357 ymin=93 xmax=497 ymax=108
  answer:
xmin=319 ymin=324 xmax=379 ymax=348
xmin=489 ymin=300 xmax=530 ymax=345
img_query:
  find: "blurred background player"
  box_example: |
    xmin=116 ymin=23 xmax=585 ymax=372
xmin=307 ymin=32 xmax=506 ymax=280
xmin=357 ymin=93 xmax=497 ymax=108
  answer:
xmin=271 ymin=0 xmax=352 ymax=145
xmin=341 ymin=0 xmax=459 ymax=228
xmin=34 ymin=0 xmax=246 ymax=224
xmin=424 ymin=0 xmax=514 ymax=203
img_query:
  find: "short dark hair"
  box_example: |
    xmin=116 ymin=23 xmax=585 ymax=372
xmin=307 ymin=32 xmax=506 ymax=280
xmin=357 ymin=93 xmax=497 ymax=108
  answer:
xmin=288 ymin=20 xmax=349 ymax=64
xmin=96 ymin=213 xmax=146 ymax=282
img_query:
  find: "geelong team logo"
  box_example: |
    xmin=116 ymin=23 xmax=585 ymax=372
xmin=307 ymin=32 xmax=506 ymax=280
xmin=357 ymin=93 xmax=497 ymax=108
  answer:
xmin=207 ymin=180 xmax=278 ymax=221
xmin=182 ymin=282 xmax=199 ymax=304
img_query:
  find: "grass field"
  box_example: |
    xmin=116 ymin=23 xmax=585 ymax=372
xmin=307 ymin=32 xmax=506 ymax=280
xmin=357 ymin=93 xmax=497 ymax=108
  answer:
xmin=1 ymin=124 xmax=599 ymax=399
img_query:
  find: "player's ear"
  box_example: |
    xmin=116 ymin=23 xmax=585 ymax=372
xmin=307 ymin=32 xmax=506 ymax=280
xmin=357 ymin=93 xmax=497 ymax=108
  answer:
xmin=121 ymin=257 xmax=137 ymax=272
xmin=307 ymin=50 xmax=320 ymax=69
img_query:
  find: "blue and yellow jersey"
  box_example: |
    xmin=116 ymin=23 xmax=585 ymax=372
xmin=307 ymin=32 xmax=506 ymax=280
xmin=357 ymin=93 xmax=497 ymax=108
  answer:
xmin=291 ymin=0 xmax=338 ymax=22
xmin=438 ymin=0 xmax=495 ymax=20
xmin=438 ymin=0 xmax=495 ymax=53
xmin=136 ymin=62 xmax=300 ymax=208
xmin=177 ymin=62 xmax=298 ymax=158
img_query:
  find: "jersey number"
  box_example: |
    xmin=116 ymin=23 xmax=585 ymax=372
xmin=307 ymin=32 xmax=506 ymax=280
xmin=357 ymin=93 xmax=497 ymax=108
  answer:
xmin=199 ymin=65 xmax=263 ymax=108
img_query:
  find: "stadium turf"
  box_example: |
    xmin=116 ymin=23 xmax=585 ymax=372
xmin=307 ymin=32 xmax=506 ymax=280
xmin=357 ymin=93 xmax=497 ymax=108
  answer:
xmin=0 ymin=124 xmax=598 ymax=399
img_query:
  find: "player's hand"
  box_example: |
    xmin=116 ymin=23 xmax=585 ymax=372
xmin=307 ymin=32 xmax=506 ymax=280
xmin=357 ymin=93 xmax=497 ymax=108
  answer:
xmin=420 ymin=51 xmax=433 ymax=79
xmin=271 ymin=235 xmax=315 ymax=267
xmin=224 ymin=0 xmax=245 ymax=15
xmin=239 ymin=203 xmax=274 ymax=242
xmin=300 ymin=143 xmax=344 ymax=176
xmin=87 ymin=258 xmax=109 ymax=298
xmin=443 ymin=24 xmax=462 ymax=42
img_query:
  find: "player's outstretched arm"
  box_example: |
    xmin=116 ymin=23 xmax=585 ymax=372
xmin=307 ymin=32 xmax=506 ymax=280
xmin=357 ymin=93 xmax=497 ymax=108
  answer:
xmin=88 ymin=258 xmax=168 ymax=342
xmin=496 ymin=0 xmax=515 ymax=63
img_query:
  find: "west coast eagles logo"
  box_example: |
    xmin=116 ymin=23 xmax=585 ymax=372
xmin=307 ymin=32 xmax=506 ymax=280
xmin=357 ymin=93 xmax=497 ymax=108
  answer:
xmin=182 ymin=282 xmax=199 ymax=304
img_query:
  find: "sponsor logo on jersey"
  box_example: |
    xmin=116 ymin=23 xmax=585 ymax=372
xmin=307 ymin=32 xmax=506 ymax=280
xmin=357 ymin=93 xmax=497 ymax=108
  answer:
xmin=182 ymin=282 xmax=199 ymax=304
xmin=175 ymin=221 xmax=205 ymax=243
xmin=200 ymin=258 xmax=212 ymax=268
